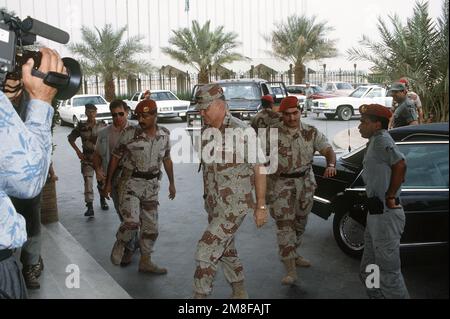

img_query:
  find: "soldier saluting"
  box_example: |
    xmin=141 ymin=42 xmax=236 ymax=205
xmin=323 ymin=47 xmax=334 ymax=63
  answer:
xmin=68 ymin=103 xmax=108 ymax=217
xmin=103 ymin=99 xmax=175 ymax=274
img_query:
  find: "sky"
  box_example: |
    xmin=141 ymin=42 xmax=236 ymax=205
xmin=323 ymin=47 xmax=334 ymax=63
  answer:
xmin=0 ymin=0 xmax=445 ymax=72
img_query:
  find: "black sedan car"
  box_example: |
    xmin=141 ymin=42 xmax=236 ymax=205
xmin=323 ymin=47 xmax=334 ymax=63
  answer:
xmin=312 ymin=123 xmax=449 ymax=258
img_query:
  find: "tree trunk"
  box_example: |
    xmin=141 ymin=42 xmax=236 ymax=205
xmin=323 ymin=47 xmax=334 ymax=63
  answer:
xmin=104 ymin=75 xmax=116 ymax=101
xmin=198 ymin=67 xmax=209 ymax=84
xmin=294 ymin=62 xmax=305 ymax=84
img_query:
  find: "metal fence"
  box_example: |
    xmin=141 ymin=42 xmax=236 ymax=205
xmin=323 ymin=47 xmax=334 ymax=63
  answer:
xmin=80 ymin=68 xmax=382 ymax=99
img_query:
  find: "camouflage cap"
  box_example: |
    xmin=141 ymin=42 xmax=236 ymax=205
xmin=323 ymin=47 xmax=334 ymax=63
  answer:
xmin=389 ymin=82 xmax=406 ymax=92
xmin=194 ymin=84 xmax=225 ymax=110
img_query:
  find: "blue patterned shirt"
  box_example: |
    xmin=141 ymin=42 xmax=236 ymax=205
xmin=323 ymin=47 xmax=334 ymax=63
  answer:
xmin=0 ymin=91 xmax=54 ymax=249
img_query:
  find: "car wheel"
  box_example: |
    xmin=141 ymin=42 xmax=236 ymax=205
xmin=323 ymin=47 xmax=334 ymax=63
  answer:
xmin=181 ymin=116 xmax=187 ymax=122
xmin=73 ymin=116 xmax=79 ymax=127
xmin=325 ymin=114 xmax=336 ymax=120
xmin=333 ymin=210 xmax=365 ymax=259
xmin=337 ymin=106 xmax=353 ymax=121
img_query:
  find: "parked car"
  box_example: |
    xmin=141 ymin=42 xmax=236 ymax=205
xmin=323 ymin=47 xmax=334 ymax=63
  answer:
xmin=311 ymin=85 xmax=393 ymax=121
xmin=126 ymin=90 xmax=190 ymax=121
xmin=286 ymin=84 xmax=337 ymax=111
xmin=186 ymin=79 xmax=286 ymax=132
xmin=322 ymin=81 xmax=354 ymax=96
xmin=269 ymin=82 xmax=289 ymax=104
xmin=312 ymin=123 xmax=449 ymax=258
xmin=58 ymin=94 xmax=112 ymax=127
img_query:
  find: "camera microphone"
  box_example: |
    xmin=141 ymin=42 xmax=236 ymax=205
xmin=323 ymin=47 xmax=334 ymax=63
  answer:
xmin=21 ymin=17 xmax=70 ymax=45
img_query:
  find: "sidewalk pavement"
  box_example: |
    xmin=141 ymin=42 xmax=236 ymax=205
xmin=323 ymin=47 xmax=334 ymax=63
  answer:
xmin=332 ymin=126 xmax=367 ymax=152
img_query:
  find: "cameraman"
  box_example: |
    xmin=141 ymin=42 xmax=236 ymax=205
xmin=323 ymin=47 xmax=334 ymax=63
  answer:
xmin=0 ymin=48 xmax=64 ymax=299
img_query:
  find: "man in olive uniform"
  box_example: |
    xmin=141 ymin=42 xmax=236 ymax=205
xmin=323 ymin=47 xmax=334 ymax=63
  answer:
xmin=68 ymin=103 xmax=108 ymax=217
xmin=388 ymin=82 xmax=418 ymax=129
xmin=103 ymin=99 xmax=176 ymax=274
xmin=358 ymin=104 xmax=409 ymax=299
xmin=192 ymin=84 xmax=268 ymax=299
xmin=250 ymin=95 xmax=281 ymax=132
xmin=267 ymin=96 xmax=337 ymax=285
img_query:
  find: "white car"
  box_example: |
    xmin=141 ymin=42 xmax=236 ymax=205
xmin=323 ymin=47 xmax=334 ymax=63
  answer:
xmin=322 ymin=81 xmax=355 ymax=96
xmin=126 ymin=90 xmax=190 ymax=121
xmin=58 ymin=94 xmax=112 ymax=127
xmin=311 ymin=85 xmax=393 ymax=121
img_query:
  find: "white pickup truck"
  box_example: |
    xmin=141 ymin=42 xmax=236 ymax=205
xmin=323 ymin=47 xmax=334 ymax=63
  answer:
xmin=311 ymin=85 xmax=393 ymax=121
xmin=125 ymin=90 xmax=190 ymax=121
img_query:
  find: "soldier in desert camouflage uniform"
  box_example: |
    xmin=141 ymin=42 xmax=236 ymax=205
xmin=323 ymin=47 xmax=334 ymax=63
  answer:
xmin=250 ymin=95 xmax=282 ymax=132
xmin=68 ymin=103 xmax=108 ymax=217
xmin=193 ymin=84 xmax=268 ymax=299
xmin=267 ymin=96 xmax=337 ymax=285
xmin=103 ymin=99 xmax=176 ymax=273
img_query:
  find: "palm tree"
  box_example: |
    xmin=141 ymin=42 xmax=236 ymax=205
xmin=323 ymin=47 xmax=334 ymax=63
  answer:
xmin=162 ymin=20 xmax=247 ymax=84
xmin=347 ymin=0 xmax=449 ymax=122
xmin=69 ymin=24 xmax=151 ymax=101
xmin=267 ymin=15 xmax=338 ymax=84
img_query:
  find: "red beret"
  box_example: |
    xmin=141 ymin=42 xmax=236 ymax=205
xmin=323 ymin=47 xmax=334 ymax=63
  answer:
xmin=398 ymin=78 xmax=409 ymax=85
xmin=279 ymin=96 xmax=299 ymax=112
xmin=261 ymin=95 xmax=274 ymax=104
xmin=359 ymin=104 xmax=392 ymax=120
xmin=135 ymin=99 xmax=157 ymax=114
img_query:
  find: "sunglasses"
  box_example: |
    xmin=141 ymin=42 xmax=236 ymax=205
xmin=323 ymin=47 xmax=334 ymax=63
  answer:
xmin=112 ymin=112 xmax=125 ymax=118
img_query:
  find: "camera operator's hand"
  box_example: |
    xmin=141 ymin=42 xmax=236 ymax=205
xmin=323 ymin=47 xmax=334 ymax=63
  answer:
xmin=22 ymin=48 xmax=65 ymax=104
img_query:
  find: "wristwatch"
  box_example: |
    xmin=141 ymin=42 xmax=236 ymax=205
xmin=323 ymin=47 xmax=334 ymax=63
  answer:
xmin=257 ymin=205 xmax=267 ymax=210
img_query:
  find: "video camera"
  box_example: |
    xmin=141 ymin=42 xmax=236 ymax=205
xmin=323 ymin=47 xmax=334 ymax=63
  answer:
xmin=0 ymin=10 xmax=81 ymax=100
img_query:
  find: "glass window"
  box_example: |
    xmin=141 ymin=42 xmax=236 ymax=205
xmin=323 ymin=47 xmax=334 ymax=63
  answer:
xmin=337 ymin=83 xmax=353 ymax=90
xmin=365 ymin=88 xmax=382 ymax=98
xmin=312 ymin=86 xmax=325 ymax=93
xmin=326 ymin=84 xmax=333 ymax=91
xmin=72 ymin=96 xmax=107 ymax=107
xmin=398 ymin=143 xmax=449 ymax=189
xmin=221 ymin=83 xmax=260 ymax=100
xmin=349 ymin=87 xmax=368 ymax=98
xmin=151 ymin=91 xmax=177 ymax=101
xmin=132 ymin=93 xmax=139 ymax=101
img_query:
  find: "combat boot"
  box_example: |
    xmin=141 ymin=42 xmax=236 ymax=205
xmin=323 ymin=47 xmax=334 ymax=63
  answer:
xmin=100 ymin=196 xmax=109 ymax=210
xmin=111 ymin=240 xmax=125 ymax=265
xmin=84 ymin=202 xmax=94 ymax=217
xmin=192 ymin=292 xmax=207 ymax=299
xmin=22 ymin=265 xmax=40 ymax=289
xmin=281 ymin=259 xmax=298 ymax=285
xmin=120 ymin=248 xmax=134 ymax=267
xmin=138 ymin=255 xmax=167 ymax=274
xmin=230 ymin=281 xmax=249 ymax=299
xmin=295 ymin=255 xmax=311 ymax=268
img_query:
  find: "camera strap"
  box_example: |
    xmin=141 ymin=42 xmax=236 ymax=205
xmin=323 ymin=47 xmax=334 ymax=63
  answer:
xmin=31 ymin=68 xmax=69 ymax=89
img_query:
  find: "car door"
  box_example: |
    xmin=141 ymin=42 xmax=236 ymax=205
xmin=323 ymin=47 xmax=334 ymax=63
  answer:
xmin=58 ymin=98 xmax=71 ymax=122
xmin=395 ymin=141 xmax=449 ymax=245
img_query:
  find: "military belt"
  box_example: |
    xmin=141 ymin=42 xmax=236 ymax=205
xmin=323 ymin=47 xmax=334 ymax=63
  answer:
xmin=0 ymin=249 xmax=13 ymax=262
xmin=131 ymin=170 xmax=161 ymax=180
xmin=279 ymin=168 xmax=310 ymax=178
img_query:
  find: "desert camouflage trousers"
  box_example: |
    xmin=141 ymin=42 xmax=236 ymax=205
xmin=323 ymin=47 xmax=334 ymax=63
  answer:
xmin=267 ymin=174 xmax=316 ymax=261
xmin=193 ymin=193 xmax=249 ymax=295
xmin=116 ymin=177 xmax=160 ymax=256
xmin=81 ymin=161 xmax=103 ymax=203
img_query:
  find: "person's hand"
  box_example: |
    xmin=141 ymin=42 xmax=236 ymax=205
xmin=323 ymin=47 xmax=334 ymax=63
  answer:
xmin=323 ymin=167 xmax=337 ymax=178
xmin=386 ymin=198 xmax=401 ymax=209
xmin=102 ymin=182 xmax=112 ymax=200
xmin=168 ymin=183 xmax=176 ymax=200
xmin=95 ymin=168 xmax=106 ymax=183
xmin=254 ymin=206 xmax=268 ymax=228
xmin=22 ymin=48 xmax=65 ymax=104
xmin=76 ymin=150 xmax=85 ymax=161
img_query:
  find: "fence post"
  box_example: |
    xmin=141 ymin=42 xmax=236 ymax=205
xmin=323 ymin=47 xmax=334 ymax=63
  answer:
xmin=117 ymin=76 xmax=121 ymax=96
xmin=95 ymin=75 xmax=99 ymax=94
xmin=323 ymin=64 xmax=326 ymax=83
xmin=354 ymin=64 xmax=357 ymax=85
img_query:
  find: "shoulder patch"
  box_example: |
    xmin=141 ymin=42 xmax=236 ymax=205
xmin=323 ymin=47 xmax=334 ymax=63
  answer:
xmin=158 ymin=126 xmax=171 ymax=135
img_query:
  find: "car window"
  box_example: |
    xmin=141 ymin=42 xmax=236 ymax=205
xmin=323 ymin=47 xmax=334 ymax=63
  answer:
xmin=337 ymin=83 xmax=353 ymax=90
xmin=132 ymin=93 xmax=139 ymax=101
xmin=312 ymin=86 xmax=325 ymax=94
xmin=272 ymin=86 xmax=283 ymax=95
xmin=220 ymin=83 xmax=261 ymax=100
xmin=261 ymin=83 xmax=270 ymax=95
xmin=287 ymin=86 xmax=304 ymax=94
xmin=326 ymin=84 xmax=333 ymax=91
xmin=72 ymin=96 xmax=107 ymax=107
xmin=349 ymin=87 xmax=367 ymax=98
xmin=365 ymin=88 xmax=383 ymax=98
xmin=398 ymin=142 xmax=449 ymax=189
xmin=151 ymin=91 xmax=178 ymax=101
